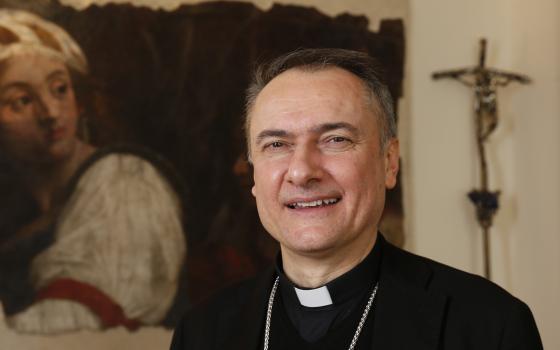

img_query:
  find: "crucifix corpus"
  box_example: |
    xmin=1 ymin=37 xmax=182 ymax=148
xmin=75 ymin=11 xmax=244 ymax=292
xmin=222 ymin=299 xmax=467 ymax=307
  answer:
xmin=432 ymin=38 xmax=531 ymax=280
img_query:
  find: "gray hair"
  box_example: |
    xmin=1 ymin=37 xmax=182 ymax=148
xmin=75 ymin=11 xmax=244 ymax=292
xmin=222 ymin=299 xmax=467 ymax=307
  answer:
xmin=244 ymin=48 xmax=397 ymax=157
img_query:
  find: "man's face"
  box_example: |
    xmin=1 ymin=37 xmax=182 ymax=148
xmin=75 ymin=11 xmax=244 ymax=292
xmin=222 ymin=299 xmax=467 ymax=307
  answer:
xmin=249 ymin=67 xmax=399 ymax=259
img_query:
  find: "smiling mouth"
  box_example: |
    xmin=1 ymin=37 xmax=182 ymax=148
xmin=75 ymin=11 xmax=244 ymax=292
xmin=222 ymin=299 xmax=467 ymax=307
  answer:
xmin=286 ymin=198 xmax=341 ymax=209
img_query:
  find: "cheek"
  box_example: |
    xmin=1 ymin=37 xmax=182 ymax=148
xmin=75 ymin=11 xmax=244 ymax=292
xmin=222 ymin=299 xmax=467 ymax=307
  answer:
xmin=64 ymin=96 xmax=80 ymax=122
xmin=252 ymin=161 xmax=287 ymax=218
xmin=0 ymin=120 xmax=41 ymax=145
xmin=0 ymin=124 xmax=43 ymax=161
xmin=0 ymin=101 xmax=36 ymax=124
xmin=60 ymin=99 xmax=80 ymax=139
xmin=253 ymin=160 xmax=286 ymax=190
xmin=66 ymin=112 xmax=78 ymax=134
xmin=325 ymin=154 xmax=367 ymax=187
xmin=328 ymin=154 xmax=384 ymax=199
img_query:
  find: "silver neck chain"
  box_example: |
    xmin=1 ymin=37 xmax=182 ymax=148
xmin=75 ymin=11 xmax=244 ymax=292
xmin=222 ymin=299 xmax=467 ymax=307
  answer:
xmin=263 ymin=276 xmax=379 ymax=350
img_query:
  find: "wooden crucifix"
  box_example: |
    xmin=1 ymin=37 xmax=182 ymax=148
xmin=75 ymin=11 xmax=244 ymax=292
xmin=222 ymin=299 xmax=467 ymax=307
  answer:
xmin=432 ymin=38 xmax=531 ymax=280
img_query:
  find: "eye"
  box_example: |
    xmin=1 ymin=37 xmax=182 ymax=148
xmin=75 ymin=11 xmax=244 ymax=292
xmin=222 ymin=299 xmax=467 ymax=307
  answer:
xmin=260 ymin=140 xmax=292 ymax=155
xmin=322 ymin=135 xmax=354 ymax=151
xmin=8 ymin=94 xmax=33 ymax=113
xmin=263 ymin=141 xmax=285 ymax=150
xmin=325 ymin=135 xmax=352 ymax=145
xmin=328 ymin=136 xmax=348 ymax=143
xmin=51 ymin=80 xmax=70 ymax=99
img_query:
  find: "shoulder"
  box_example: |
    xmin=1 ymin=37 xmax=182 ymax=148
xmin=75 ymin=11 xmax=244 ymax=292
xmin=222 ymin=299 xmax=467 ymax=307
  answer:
xmin=189 ymin=276 xmax=261 ymax=319
xmin=73 ymin=145 xmax=170 ymax=181
xmin=56 ymin=144 xmax=186 ymax=236
xmin=181 ymin=272 xmax=267 ymax=327
xmin=384 ymin=241 xmax=519 ymax=308
xmin=171 ymin=269 xmax=273 ymax=349
xmin=382 ymin=240 xmax=542 ymax=348
xmin=65 ymin=144 xmax=185 ymax=200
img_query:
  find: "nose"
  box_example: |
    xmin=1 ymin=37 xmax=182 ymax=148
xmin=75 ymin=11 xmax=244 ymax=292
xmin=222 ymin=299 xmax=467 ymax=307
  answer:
xmin=286 ymin=143 xmax=324 ymax=187
xmin=35 ymin=92 xmax=61 ymax=125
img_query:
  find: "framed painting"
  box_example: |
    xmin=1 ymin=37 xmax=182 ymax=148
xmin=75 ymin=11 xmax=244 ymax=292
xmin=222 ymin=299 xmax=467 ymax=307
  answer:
xmin=0 ymin=0 xmax=404 ymax=334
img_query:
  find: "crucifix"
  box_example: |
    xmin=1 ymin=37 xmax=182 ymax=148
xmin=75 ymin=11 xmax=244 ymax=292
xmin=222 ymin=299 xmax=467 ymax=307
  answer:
xmin=432 ymin=38 xmax=531 ymax=280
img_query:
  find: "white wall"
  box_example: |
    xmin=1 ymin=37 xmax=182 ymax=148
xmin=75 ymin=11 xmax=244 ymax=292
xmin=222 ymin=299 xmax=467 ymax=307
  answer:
xmin=406 ymin=1 xmax=560 ymax=348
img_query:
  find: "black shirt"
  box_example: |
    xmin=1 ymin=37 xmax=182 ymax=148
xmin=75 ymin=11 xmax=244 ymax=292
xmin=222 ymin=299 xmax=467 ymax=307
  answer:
xmin=273 ymin=236 xmax=382 ymax=344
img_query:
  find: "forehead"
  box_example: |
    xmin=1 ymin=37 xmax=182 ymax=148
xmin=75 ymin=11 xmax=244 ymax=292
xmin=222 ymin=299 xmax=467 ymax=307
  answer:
xmin=0 ymin=54 xmax=68 ymax=86
xmin=249 ymin=67 xmax=376 ymax=138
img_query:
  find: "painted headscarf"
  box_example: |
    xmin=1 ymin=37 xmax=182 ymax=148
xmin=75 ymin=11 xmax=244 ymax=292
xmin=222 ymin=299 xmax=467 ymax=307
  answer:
xmin=0 ymin=9 xmax=88 ymax=74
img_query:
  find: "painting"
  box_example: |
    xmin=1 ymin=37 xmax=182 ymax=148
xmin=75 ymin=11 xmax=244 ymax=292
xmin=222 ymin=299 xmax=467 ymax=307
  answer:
xmin=0 ymin=0 xmax=404 ymax=334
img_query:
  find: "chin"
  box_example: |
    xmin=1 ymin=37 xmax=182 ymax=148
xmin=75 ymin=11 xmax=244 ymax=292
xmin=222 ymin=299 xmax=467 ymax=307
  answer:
xmin=281 ymin=230 xmax=339 ymax=255
xmin=47 ymin=141 xmax=75 ymax=161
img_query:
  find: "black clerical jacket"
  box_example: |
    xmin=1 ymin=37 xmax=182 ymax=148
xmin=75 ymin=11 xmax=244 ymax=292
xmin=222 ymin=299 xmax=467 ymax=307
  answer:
xmin=170 ymin=236 xmax=542 ymax=349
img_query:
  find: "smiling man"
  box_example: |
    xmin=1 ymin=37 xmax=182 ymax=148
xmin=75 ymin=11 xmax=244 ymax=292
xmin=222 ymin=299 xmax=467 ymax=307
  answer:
xmin=170 ymin=48 xmax=542 ymax=350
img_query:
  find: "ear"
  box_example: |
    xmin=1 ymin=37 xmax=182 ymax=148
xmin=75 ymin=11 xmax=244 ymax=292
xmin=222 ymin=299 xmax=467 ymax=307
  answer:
xmin=251 ymin=184 xmax=257 ymax=198
xmin=384 ymin=138 xmax=400 ymax=189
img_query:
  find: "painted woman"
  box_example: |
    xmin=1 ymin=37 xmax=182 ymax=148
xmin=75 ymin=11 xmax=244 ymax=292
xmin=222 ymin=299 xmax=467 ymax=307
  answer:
xmin=0 ymin=9 xmax=187 ymax=334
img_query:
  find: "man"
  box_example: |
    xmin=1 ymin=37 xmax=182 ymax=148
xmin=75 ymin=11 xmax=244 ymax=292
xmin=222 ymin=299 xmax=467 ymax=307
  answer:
xmin=171 ymin=48 xmax=542 ymax=349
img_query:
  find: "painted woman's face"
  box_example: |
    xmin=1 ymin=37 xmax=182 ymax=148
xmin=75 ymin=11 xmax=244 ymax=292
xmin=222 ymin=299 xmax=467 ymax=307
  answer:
xmin=0 ymin=54 xmax=80 ymax=165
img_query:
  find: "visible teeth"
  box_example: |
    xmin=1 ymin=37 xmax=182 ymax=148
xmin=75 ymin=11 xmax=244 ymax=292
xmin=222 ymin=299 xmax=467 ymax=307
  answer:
xmin=298 ymin=200 xmax=321 ymax=208
xmin=290 ymin=198 xmax=339 ymax=209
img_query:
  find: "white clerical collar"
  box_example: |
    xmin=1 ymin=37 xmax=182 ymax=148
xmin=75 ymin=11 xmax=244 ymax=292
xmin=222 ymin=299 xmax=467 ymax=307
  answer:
xmin=293 ymin=285 xmax=333 ymax=307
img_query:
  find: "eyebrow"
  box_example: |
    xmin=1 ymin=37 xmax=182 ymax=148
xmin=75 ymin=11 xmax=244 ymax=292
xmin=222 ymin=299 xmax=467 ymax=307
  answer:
xmin=0 ymin=69 xmax=69 ymax=93
xmin=255 ymin=129 xmax=292 ymax=145
xmin=310 ymin=122 xmax=359 ymax=135
xmin=0 ymin=81 xmax=28 ymax=95
xmin=46 ymin=69 xmax=68 ymax=81
xmin=255 ymin=122 xmax=359 ymax=146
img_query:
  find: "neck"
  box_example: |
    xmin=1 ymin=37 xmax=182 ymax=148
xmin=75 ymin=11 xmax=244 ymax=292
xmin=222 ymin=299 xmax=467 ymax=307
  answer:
xmin=25 ymin=141 xmax=95 ymax=212
xmin=281 ymin=231 xmax=377 ymax=288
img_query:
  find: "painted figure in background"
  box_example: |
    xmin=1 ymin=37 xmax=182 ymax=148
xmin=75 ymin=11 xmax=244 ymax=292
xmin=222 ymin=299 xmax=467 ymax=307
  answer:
xmin=0 ymin=9 xmax=186 ymax=334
